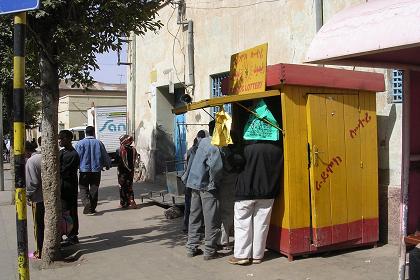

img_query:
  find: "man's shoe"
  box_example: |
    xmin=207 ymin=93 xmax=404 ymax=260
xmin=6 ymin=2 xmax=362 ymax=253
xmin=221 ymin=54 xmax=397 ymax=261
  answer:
xmin=203 ymin=253 xmax=222 ymax=261
xmin=61 ymin=236 xmax=79 ymax=247
xmin=218 ymin=244 xmax=232 ymax=251
xmin=252 ymin=258 xmax=262 ymax=264
xmin=86 ymin=210 xmax=97 ymax=216
xmin=83 ymin=203 xmax=91 ymax=214
xmin=228 ymin=256 xmax=250 ymax=265
xmin=186 ymin=248 xmax=203 ymax=257
xmin=68 ymin=236 xmax=79 ymax=244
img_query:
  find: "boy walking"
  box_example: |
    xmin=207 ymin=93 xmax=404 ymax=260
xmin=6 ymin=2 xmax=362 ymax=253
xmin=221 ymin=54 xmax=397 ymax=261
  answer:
xmin=59 ymin=130 xmax=80 ymax=244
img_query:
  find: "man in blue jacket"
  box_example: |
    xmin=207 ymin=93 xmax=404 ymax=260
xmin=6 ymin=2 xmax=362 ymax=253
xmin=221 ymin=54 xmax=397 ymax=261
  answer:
xmin=186 ymin=121 xmax=223 ymax=260
xmin=75 ymin=126 xmax=111 ymax=215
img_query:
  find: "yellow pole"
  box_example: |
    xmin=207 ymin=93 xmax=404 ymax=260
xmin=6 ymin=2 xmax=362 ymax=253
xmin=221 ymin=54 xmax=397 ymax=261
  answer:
xmin=14 ymin=12 xmax=30 ymax=280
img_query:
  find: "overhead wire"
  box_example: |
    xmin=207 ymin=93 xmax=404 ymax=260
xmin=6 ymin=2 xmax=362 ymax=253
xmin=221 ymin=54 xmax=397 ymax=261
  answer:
xmin=166 ymin=4 xmax=190 ymax=93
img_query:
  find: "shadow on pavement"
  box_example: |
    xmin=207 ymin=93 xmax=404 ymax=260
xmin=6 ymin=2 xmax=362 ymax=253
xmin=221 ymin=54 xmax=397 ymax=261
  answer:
xmin=93 ymin=202 xmax=157 ymax=216
xmin=60 ymin=215 xmax=186 ymax=262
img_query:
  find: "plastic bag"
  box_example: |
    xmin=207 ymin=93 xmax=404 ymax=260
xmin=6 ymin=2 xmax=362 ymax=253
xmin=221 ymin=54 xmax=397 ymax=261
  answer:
xmin=243 ymin=100 xmax=280 ymax=141
xmin=211 ymin=108 xmax=233 ymax=147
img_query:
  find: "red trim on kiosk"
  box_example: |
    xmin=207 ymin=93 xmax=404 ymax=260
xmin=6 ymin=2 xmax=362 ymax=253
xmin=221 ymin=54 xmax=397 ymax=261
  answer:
xmin=221 ymin=63 xmax=385 ymax=94
xmin=267 ymin=218 xmax=378 ymax=260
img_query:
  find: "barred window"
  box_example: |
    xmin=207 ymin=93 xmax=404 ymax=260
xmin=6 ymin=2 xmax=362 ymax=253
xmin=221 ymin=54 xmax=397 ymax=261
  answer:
xmin=391 ymin=70 xmax=403 ymax=103
xmin=210 ymin=73 xmax=230 ymax=117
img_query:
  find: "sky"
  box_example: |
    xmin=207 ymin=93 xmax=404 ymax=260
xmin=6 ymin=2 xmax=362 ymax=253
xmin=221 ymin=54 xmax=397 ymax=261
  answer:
xmin=91 ymin=45 xmax=128 ymax=85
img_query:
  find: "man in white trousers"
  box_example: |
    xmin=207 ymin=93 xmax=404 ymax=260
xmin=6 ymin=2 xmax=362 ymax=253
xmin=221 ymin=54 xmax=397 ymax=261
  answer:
xmin=229 ymin=141 xmax=283 ymax=265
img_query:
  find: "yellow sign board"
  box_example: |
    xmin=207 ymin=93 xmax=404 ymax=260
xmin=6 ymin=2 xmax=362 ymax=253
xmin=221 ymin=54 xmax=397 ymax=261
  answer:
xmin=229 ymin=43 xmax=268 ymax=95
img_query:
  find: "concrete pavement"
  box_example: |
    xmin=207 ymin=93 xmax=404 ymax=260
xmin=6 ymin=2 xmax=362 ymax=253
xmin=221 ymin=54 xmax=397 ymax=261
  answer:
xmin=0 ymin=167 xmax=399 ymax=280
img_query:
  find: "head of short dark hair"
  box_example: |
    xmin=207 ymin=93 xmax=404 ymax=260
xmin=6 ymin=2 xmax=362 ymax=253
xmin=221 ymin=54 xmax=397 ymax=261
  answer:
xmin=59 ymin=130 xmax=73 ymax=140
xmin=208 ymin=120 xmax=215 ymax=136
xmin=197 ymin=130 xmax=206 ymax=139
xmin=25 ymin=141 xmax=36 ymax=153
xmin=85 ymin=126 xmax=95 ymax=136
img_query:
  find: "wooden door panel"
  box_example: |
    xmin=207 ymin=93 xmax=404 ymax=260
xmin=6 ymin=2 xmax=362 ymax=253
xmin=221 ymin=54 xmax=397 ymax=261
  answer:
xmin=307 ymin=94 xmax=361 ymax=247
xmin=325 ymin=95 xmax=348 ymax=244
xmin=307 ymin=94 xmax=332 ymax=247
xmin=343 ymin=94 xmax=363 ymax=240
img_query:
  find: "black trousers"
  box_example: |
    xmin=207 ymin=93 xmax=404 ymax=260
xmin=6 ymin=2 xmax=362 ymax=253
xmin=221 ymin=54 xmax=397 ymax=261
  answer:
xmin=62 ymin=194 xmax=79 ymax=237
xmin=31 ymin=202 xmax=45 ymax=256
xmin=69 ymin=204 xmax=79 ymax=237
xmin=79 ymin=172 xmax=101 ymax=212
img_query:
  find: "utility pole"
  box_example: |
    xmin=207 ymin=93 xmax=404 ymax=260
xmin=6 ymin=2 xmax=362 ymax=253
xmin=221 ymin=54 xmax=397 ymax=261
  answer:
xmin=0 ymin=2 xmax=40 ymax=278
xmin=14 ymin=12 xmax=30 ymax=280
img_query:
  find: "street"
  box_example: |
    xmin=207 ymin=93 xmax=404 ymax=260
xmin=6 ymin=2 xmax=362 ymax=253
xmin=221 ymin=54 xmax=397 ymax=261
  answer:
xmin=0 ymin=167 xmax=398 ymax=280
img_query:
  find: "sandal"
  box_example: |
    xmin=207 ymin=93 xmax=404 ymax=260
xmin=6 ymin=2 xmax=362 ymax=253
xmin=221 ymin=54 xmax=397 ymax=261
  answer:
xmin=29 ymin=251 xmax=41 ymax=260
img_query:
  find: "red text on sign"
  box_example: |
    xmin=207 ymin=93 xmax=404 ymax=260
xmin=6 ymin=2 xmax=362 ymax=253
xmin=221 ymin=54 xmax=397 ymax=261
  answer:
xmin=315 ymin=156 xmax=343 ymax=191
xmin=349 ymin=112 xmax=372 ymax=138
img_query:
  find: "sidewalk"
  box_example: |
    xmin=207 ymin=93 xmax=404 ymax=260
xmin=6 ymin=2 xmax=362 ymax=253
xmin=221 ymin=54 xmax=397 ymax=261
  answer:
xmin=0 ymin=167 xmax=398 ymax=280
xmin=0 ymin=162 xmax=14 ymax=206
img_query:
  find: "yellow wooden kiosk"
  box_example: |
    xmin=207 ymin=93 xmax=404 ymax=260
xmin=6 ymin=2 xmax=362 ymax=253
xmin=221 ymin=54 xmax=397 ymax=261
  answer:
xmin=173 ymin=63 xmax=385 ymax=260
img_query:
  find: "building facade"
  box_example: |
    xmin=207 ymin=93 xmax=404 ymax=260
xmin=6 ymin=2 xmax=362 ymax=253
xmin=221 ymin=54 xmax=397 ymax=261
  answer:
xmin=126 ymin=0 xmax=402 ymax=243
xmin=58 ymin=81 xmax=127 ymax=130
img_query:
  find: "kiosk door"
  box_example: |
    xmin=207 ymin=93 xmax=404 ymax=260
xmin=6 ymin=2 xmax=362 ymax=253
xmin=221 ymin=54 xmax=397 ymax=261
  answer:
xmin=306 ymin=94 xmax=364 ymax=247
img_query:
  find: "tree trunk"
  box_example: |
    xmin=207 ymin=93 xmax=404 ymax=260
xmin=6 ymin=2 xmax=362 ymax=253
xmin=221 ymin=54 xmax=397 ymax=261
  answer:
xmin=39 ymin=52 xmax=62 ymax=267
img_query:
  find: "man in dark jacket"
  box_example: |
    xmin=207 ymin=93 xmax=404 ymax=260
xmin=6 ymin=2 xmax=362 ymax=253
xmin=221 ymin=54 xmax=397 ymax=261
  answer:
xmin=59 ymin=130 xmax=80 ymax=245
xmin=228 ymin=141 xmax=283 ymax=265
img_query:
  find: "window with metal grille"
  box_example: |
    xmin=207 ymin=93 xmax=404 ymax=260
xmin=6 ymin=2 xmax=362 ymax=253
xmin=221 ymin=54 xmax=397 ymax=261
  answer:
xmin=391 ymin=70 xmax=403 ymax=103
xmin=210 ymin=72 xmax=230 ymax=117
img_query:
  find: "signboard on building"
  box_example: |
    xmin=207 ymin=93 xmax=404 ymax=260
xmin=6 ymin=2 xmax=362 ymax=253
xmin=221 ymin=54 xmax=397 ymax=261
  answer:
xmin=0 ymin=0 xmax=40 ymax=15
xmin=229 ymin=43 xmax=268 ymax=95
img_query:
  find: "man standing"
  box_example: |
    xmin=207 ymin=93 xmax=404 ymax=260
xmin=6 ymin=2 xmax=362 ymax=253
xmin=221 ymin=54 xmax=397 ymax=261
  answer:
xmin=75 ymin=126 xmax=111 ymax=215
xmin=181 ymin=130 xmax=207 ymax=233
xmin=59 ymin=130 xmax=80 ymax=244
xmin=25 ymin=141 xmax=44 ymax=259
xmin=186 ymin=121 xmax=223 ymax=260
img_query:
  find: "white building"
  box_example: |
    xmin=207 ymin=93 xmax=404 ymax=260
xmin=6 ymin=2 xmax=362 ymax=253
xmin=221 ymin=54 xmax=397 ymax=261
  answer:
xmin=58 ymin=81 xmax=127 ymax=130
xmin=126 ymin=0 xmax=402 ymax=243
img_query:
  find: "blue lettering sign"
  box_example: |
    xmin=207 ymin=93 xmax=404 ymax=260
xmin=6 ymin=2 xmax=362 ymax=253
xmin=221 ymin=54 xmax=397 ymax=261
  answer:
xmin=99 ymin=120 xmax=126 ymax=132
